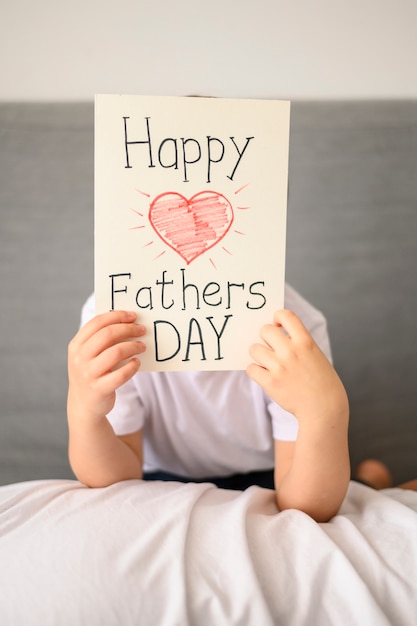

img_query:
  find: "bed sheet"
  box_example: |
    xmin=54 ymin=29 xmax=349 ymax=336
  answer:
xmin=0 ymin=479 xmax=416 ymax=625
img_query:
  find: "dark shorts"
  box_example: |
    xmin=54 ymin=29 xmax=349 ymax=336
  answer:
xmin=143 ymin=468 xmax=275 ymax=491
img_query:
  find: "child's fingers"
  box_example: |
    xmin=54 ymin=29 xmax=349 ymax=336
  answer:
xmin=249 ymin=310 xmax=314 ymax=376
xmin=259 ymin=323 xmax=288 ymax=353
xmin=98 ymin=356 xmax=142 ymax=395
xmin=258 ymin=310 xmax=312 ymax=354
xmin=246 ymin=360 xmax=272 ymax=389
xmin=248 ymin=341 xmax=276 ymax=371
xmin=272 ymin=309 xmax=310 ymax=340
xmin=69 ymin=312 xmax=146 ymax=366
xmin=83 ymin=321 xmax=146 ymax=360
xmin=73 ymin=311 xmax=139 ymax=346
xmin=90 ymin=339 xmax=146 ymax=379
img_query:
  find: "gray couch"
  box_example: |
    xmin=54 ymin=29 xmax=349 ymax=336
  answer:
xmin=1 ymin=101 xmax=416 ymax=486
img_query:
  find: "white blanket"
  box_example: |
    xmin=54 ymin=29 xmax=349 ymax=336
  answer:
xmin=0 ymin=479 xmax=416 ymax=625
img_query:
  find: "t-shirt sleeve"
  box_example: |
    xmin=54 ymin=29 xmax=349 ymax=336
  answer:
xmin=268 ymin=400 xmax=300 ymax=441
xmin=107 ymin=378 xmax=145 ymax=436
xmin=80 ymin=293 xmax=96 ymax=327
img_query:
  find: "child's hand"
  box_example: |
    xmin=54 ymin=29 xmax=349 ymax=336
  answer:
xmin=247 ymin=309 xmax=348 ymax=426
xmin=67 ymin=311 xmax=146 ymax=424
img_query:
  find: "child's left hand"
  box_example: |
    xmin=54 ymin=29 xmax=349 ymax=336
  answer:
xmin=247 ymin=309 xmax=348 ymax=427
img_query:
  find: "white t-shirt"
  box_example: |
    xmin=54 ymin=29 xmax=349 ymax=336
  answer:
xmin=81 ymin=284 xmax=332 ymax=478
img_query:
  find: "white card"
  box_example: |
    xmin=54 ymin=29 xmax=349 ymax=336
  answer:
xmin=95 ymin=94 xmax=290 ymax=371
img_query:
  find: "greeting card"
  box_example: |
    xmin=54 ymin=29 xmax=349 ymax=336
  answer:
xmin=95 ymin=94 xmax=290 ymax=371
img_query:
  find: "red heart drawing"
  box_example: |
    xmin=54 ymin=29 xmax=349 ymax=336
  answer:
xmin=149 ymin=191 xmax=234 ymax=264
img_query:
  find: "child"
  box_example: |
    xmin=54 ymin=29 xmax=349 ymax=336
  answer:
xmin=67 ymin=284 xmax=350 ymax=522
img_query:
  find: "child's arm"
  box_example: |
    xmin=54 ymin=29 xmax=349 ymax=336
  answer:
xmin=247 ymin=309 xmax=350 ymax=522
xmin=67 ymin=310 xmax=146 ymax=487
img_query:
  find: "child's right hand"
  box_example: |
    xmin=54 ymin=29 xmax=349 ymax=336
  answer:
xmin=67 ymin=311 xmax=146 ymax=424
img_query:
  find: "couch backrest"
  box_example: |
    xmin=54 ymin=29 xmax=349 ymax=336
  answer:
xmin=1 ymin=101 xmax=416 ymax=484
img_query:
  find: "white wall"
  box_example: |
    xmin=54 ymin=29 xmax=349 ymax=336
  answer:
xmin=1 ymin=0 xmax=416 ymax=101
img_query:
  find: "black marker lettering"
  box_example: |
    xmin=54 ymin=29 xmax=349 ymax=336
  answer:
xmin=181 ymin=268 xmax=200 ymax=310
xmin=207 ymin=315 xmax=232 ymax=360
xmin=154 ymin=320 xmax=181 ymax=362
xmin=247 ymin=281 xmax=267 ymax=309
xmin=206 ymin=136 xmax=225 ymax=183
xmin=226 ymin=282 xmax=245 ymax=309
xmin=156 ymin=271 xmax=175 ymax=309
xmin=109 ymin=273 xmax=131 ymax=310
xmin=227 ymin=136 xmax=254 ymax=180
xmin=158 ymin=137 xmax=179 ymax=170
xmin=135 ymin=286 xmax=153 ymax=309
xmin=181 ymin=138 xmax=201 ymax=183
xmin=123 ymin=117 xmax=155 ymax=170
xmin=202 ymin=281 xmax=222 ymax=306
xmin=182 ymin=318 xmax=206 ymax=362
